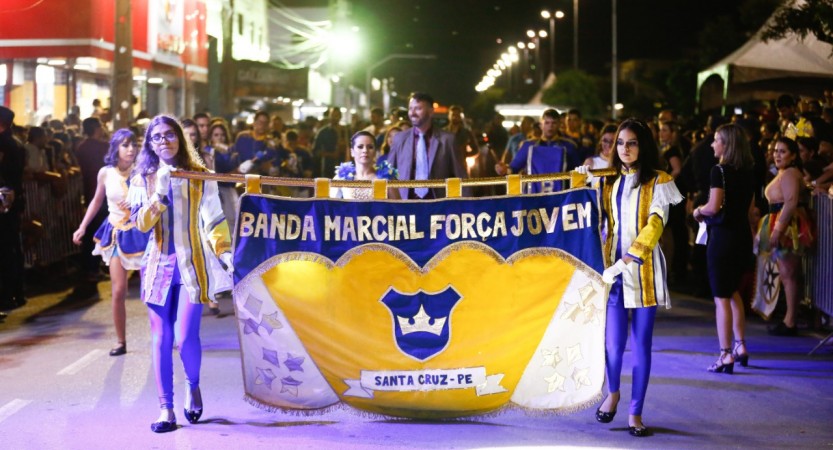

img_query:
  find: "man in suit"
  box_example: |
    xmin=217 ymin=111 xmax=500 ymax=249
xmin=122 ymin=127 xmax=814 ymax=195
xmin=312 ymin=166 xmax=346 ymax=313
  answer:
xmin=388 ymin=92 xmax=467 ymax=199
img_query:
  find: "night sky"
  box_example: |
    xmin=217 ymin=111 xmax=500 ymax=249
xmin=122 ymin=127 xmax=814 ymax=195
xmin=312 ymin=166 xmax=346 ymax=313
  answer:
xmin=349 ymin=0 xmax=747 ymax=107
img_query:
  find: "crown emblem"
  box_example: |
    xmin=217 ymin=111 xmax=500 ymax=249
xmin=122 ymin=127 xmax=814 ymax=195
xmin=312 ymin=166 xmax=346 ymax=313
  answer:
xmin=381 ymin=286 xmax=462 ymax=361
xmin=397 ymin=305 xmax=446 ymax=336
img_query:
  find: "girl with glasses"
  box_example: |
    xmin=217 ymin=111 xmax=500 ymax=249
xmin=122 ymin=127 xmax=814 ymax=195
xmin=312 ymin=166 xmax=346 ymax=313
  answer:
xmin=129 ymin=115 xmax=233 ymax=433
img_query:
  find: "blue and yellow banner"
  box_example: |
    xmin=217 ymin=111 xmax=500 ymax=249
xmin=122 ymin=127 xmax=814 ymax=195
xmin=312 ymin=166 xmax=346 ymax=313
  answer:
xmin=232 ymin=188 xmax=608 ymax=419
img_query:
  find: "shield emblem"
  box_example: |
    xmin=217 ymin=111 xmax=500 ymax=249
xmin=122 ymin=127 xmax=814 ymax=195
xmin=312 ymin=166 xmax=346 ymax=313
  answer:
xmin=380 ymin=286 xmax=462 ymax=361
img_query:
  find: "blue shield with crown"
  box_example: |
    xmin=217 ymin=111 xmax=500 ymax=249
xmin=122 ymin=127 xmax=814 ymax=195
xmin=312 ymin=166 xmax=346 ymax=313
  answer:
xmin=380 ymin=286 xmax=462 ymax=361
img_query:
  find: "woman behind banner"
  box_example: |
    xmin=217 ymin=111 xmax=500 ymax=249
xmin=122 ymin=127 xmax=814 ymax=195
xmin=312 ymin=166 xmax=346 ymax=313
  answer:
xmin=693 ymin=123 xmax=755 ymax=373
xmin=330 ymin=131 xmax=400 ymax=200
xmin=129 ymin=115 xmax=233 ymax=433
xmin=72 ymin=128 xmax=149 ymax=357
xmin=580 ymin=118 xmax=683 ymax=437
xmin=757 ymin=136 xmax=813 ymax=336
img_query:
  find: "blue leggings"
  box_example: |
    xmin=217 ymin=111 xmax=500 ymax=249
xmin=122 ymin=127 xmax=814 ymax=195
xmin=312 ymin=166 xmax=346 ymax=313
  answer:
xmin=605 ymin=281 xmax=657 ymax=416
xmin=147 ymin=282 xmax=203 ymax=409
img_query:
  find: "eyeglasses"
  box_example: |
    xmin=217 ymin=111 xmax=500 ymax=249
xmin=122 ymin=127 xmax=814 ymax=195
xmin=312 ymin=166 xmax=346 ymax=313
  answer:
xmin=149 ymin=131 xmax=177 ymax=144
xmin=616 ymin=139 xmax=639 ymax=149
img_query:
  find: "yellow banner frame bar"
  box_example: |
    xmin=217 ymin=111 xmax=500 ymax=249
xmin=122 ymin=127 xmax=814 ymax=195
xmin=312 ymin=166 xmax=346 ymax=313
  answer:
xmin=173 ymin=169 xmax=617 ymax=199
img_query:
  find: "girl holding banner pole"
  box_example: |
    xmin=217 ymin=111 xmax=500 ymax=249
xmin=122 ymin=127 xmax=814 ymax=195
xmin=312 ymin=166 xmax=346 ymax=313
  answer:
xmin=129 ymin=115 xmax=233 ymax=433
xmin=578 ymin=118 xmax=683 ymax=437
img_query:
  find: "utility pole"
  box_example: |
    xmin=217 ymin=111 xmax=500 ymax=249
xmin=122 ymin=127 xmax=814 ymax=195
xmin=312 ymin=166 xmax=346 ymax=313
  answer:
xmin=611 ymin=0 xmax=618 ymax=120
xmin=221 ymin=0 xmax=237 ymax=116
xmin=112 ymin=0 xmax=133 ymax=129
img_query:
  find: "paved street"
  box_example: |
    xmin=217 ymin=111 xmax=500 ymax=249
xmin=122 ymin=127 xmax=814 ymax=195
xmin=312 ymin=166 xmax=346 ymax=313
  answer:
xmin=1 ymin=273 xmax=832 ymax=449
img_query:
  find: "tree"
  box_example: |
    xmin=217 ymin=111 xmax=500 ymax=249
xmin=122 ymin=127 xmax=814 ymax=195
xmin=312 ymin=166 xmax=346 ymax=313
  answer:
xmin=540 ymin=70 xmax=604 ymax=118
xmin=760 ymin=0 xmax=833 ymax=46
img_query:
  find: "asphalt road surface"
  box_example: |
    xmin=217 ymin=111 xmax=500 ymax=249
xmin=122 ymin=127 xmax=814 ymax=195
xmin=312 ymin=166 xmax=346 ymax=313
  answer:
xmin=1 ymin=277 xmax=832 ymax=449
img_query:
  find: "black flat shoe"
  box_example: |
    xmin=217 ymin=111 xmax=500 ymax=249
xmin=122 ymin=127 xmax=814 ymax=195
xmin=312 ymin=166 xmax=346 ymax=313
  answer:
xmin=629 ymin=425 xmax=650 ymax=437
xmin=209 ymin=306 xmax=220 ymax=316
xmin=595 ymin=408 xmax=616 ymax=423
xmin=768 ymin=322 xmax=797 ymax=337
xmin=184 ymin=385 xmax=203 ymax=423
xmin=184 ymin=407 xmax=203 ymax=424
xmin=109 ymin=343 xmax=126 ymax=357
xmin=150 ymin=419 xmax=177 ymax=433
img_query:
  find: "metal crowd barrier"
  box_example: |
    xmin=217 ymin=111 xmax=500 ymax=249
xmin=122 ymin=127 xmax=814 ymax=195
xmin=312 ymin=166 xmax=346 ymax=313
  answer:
xmin=809 ymin=193 xmax=833 ymax=354
xmin=21 ymin=170 xmax=84 ymax=267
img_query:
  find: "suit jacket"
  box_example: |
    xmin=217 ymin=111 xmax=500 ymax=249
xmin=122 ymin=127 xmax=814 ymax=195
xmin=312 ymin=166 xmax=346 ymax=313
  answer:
xmin=388 ymin=127 xmax=468 ymax=199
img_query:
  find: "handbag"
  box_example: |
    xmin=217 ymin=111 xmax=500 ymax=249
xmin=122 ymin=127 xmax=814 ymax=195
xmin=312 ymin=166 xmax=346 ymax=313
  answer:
xmin=703 ymin=164 xmax=726 ymax=226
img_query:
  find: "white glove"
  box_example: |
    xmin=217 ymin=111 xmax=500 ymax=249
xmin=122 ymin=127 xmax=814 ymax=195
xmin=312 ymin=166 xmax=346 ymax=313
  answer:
xmin=220 ymin=252 xmax=233 ymax=275
xmin=575 ymin=164 xmax=595 ymax=183
xmin=602 ymin=259 xmax=629 ymax=284
xmin=239 ymin=160 xmax=254 ymax=174
xmin=155 ymin=164 xmax=172 ymax=197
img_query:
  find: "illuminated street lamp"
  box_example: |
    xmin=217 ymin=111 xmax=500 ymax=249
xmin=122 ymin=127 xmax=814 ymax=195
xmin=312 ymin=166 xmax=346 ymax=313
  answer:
xmin=527 ymin=29 xmax=547 ymax=86
xmin=540 ymin=9 xmax=564 ymax=76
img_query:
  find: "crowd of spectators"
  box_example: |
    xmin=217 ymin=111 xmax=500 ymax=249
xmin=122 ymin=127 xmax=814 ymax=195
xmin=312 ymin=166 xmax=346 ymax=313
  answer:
xmin=1 ymin=90 xmax=831 ymax=327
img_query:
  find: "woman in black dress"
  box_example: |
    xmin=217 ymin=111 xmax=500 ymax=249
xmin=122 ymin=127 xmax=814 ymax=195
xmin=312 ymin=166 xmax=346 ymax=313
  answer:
xmin=693 ymin=123 xmax=755 ymax=374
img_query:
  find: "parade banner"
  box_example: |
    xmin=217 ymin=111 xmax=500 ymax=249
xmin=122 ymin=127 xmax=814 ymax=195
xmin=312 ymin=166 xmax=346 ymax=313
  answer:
xmin=231 ymin=188 xmax=607 ymax=419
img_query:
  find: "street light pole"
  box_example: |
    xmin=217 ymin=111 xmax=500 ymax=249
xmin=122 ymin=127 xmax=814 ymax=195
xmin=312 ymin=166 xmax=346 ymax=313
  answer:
xmin=611 ymin=0 xmax=618 ymax=120
xmin=573 ymin=0 xmax=579 ymax=70
xmin=541 ymin=10 xmax=563 ymax=77
xmin=366 ymin=53 xmax=435 ymax=110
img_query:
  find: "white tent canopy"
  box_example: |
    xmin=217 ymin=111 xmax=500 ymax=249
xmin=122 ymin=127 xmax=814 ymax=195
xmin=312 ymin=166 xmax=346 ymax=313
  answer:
xmin=697 ymin=22 xmax=833 ymax=112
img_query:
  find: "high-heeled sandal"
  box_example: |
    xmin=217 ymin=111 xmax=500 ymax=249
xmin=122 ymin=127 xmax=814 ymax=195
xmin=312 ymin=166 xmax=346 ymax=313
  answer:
xmin=707 ymin=348 xmax=734 ymax=374
xmin=732 ymin=340 xmax=749 ymax=367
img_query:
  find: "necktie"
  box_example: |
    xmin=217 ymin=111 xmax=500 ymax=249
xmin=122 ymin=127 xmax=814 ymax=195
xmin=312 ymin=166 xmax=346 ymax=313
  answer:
xmin=415 ymin=132 xmax=428 ymax=198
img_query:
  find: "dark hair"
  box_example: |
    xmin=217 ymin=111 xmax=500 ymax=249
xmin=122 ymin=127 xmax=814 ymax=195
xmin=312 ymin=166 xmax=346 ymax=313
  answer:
xmin=714 ymin=123 xmax=753 ymax=170
xmin=27 ymin=126 xmax=46 ymax=142
xmin=774 ymin=136 xmax=803 ymax=172
xmin=381 ymin=126 xmax=403 ymax=155
xmin=193 ymin=112 xmax=210 ymax=121
xmin=181 ymin=118 xmax=202 ymax=149
xmin=567 ymin=108 xmax=582 ymax=119
xmin=253 ymin=110 xmax=269 ymax=122
xmin=611 ymin=118 xmax=661 ymax=187
xmin=370 ymin=107 xmax=384 ymax=116
xmin=104 ymin=128 xmax=137 ymax=167
xmin=82 ymin=117 xmax=102 ymax=136
xmin=776 ymin=94 xmax=795 ymax=108
xmin=350 ymin=130 xmax=375 ymax=149
xmin=409 ymin=92 xmax=434 ymax=106
xmin=136 ymin=115 xmax=205 ymax=176
xmin=796 ymin=136 xmax=819 ymax=157
xmin=596 ymin=123 xmax=618 ymax=155
xmin=208 ymin=121 xmax=232 ymax=144
xmin=541 ymin=108 xmax=560 ymax=120
xmin=285 ymin=130 xmax=299 ymax=142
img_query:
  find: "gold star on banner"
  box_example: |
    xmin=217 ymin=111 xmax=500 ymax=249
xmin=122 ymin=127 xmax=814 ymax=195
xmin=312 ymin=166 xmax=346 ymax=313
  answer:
xmin=583 ymin=302 xmax=603 ymax=326
xmin=562 ymin=283 xmax=602 ymax=325
xmin=572 ymin=366 xmax=591 ymax=389
xmin=567 ymin=343 xmax=583 ymax=365
xmin=261 ymin=312 xmax=283 ymax=332
xmin=578 ymin=282 xmax=597 ymax=304
xmin=544 ymin=371 xmax=566 ymax=393
xmin=541 ymin=348 xmax=562 ymax=368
